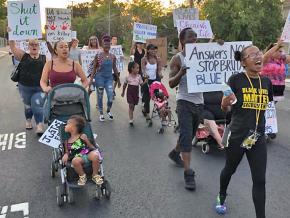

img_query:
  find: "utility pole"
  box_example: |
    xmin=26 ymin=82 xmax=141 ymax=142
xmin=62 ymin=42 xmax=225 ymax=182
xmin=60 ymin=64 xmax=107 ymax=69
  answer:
xmin=108 ymin=0 xmax=111 ymax=35
xmin=70 ymin=1 xmax=74 ymax=17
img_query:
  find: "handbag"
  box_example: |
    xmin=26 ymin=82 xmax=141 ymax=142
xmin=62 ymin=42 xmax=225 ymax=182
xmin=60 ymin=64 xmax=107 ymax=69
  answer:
xmin=10 ymin=63 xmax=21 ymax=82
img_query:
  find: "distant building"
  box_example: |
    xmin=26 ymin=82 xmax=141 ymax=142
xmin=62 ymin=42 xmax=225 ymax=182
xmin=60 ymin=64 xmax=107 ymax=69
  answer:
xmin=283 ymin=0 xmax=290 ymax=19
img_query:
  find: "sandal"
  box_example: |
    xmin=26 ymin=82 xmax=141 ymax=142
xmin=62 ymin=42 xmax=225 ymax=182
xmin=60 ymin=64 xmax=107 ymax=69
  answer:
xmin=78 ymin=174 xmax=87 ymax=186
xmin=92 ymin=174 xmax=103 ymax=185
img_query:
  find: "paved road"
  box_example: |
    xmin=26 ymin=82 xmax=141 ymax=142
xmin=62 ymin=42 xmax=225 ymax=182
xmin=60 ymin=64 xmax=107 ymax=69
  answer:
xmin=0 ymin=54 xmax=289 ymax=218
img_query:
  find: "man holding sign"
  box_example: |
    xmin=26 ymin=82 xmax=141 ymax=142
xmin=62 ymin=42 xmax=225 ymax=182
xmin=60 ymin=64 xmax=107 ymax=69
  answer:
xmin=168 ymin=28 xmax=203 ymax=191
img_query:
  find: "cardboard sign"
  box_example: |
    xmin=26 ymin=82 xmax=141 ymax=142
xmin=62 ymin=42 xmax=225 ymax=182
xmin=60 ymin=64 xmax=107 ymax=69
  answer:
xmin=71 ymin=31 xmax=77 ymax=39
xmin=7 ymin=0 xmax=42 ymax=40
xmin=133 ymin=22 xmax=157 ymax=43
xmin=173 ymin=8 xmax=199 ymax=27
xmin=146 ymin=38 xmax=168 ymax=67
xmin=110 ymin=45 xmax=125 ymax=72
xmin=281 ymin=11 xmax=290 ymax=42
xmin=81 ymin=49 xmax=102 ymax=77
xmin=39 ymin=119 xmax=65 ymax=148
xmin=185 ymin=41 xmax=252 ymax=93
xmin=265 ymin=102 xmax=278 ymax=134
xmin=18 ymin=40 xmax=51 ymax=59
xmin=176 ymin=20 xmax=213 ymax=39
xmin=46 ymin=8 xmax=72 ymax=42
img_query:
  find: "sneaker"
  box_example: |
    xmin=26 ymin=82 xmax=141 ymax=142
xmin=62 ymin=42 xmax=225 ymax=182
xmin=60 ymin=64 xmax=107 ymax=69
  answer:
xmin=107 ymin=112 xmax=114 ymax=120
xmin=78 ymin=174 xmax=87 ymax=186
xmin=35 ymin=123 xmax=44 ymax=136
xmin=25 ymin=119 xmax=33 ymax=130
xmin=184 ymin=169 xmax=196 ymax=191
xmin=129 ymin=120 xmax=134 ymax=127
xmin=92 ymin=174 xmax=103 ymax=185
xmin=168 ymin=149 xmax=184 ymax=167
xmin=215 ymin=194 xmax=227 ymax=215
xmin=99 ymin=115 xmax=105 ymax=122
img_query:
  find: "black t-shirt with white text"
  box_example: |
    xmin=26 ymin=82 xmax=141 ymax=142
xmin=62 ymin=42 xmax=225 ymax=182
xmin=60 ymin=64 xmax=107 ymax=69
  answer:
xmin=228 ymin=73 xmax=273 ymax=137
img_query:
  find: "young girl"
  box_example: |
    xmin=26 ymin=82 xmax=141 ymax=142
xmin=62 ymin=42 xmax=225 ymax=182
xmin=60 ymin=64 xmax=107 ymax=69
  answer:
xmin=121 ymin=62 xmax=145 ymax=126
xmin=62 ymin=115 xmax=103 ymax=186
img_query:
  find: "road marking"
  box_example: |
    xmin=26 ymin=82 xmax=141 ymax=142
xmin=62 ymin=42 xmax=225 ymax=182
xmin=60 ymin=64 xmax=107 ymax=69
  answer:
xmin=0 ymin=202 xmax=29 ymax=218
xmin=0 ymin=132 xmax=26 ymax=151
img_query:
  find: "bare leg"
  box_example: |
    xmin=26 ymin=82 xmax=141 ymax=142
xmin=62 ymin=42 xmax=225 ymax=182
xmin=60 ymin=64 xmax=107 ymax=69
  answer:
xmin=88 ymin=151 xmax=100 ymax=175
xmin=181 ymin=152 xmax=191 ymax=171
xmin=72 ymin=157 xmax=85 ymax=176
xmin=204 ymin=119 xmax=224 ymax=149
xmin=129 ymin=104 xmax=134 ymax=121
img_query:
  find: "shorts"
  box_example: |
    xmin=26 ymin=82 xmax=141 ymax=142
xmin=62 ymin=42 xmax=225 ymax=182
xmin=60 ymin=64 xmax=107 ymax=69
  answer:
xmin=203 ymin=105 xmax=226 ymax=120
xmin=177 ymin=100 xmax=203 ymax=152
xmin=81 ymin=154 xmax=90 ymax=164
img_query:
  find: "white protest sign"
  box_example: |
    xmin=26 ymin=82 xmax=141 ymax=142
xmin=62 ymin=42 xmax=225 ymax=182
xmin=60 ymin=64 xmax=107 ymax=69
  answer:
xmin=39 ymin=119 xmax=65 ymax=148
xmin=185 ymin=41 xmax=252 ymax=93
xmin=281 ymin=11 xmax=290 ymax=42
xmin=173 ymin=8 xmax=199 ymax=27
xmin=110 ymin=45 xmax=124 ymax=72
xmin=133 ymin=22 xmax=157 ymax=43
xmin=265 ymin=101 xmax=278 ymax=134
xmin=7 ymin=0 xmax=42 ymax=40
xmin=18 ymin=40 xmax=52 ymax=59
xmin=46 ymin=8 xmax=72 ymax=42
xmin=71 ymin=31 xmax=77 ymax=39
xmin=176 ymin=20 xmax=213 ymax=39
xmin=81 ymin=49 xmax=102 ymax=77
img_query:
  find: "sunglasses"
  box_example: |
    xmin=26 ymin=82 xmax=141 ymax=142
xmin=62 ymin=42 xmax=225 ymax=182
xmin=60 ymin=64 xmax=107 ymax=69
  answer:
xmin=29 ymin=43 xmax=39 ymax=47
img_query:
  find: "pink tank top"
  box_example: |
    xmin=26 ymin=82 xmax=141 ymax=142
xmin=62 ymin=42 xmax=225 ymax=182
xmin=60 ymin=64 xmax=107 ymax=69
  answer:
xmin=49 ymin=60 xmax=77 ymax=87
xmin=261 ymin=57 xmax=286 ymax=86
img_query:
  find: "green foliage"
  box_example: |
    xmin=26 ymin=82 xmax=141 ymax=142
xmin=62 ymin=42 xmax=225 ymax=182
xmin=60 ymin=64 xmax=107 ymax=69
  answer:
xmin=201 ymin=0 xmax=284 ymax=49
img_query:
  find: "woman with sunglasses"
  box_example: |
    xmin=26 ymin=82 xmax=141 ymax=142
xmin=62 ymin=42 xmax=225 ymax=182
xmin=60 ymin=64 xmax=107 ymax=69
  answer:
xmin=215 ymin=45 xmax=273 ymax=218
xmin=9 ymin=38 xmax=47 ymax=135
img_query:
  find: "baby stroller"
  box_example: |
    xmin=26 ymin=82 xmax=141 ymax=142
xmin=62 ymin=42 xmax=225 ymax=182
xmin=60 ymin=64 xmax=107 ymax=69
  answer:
xmin=44 ymin=84 xmax=111 ymax=206
xmin=148 ymin=81 xmax=177 ymax=134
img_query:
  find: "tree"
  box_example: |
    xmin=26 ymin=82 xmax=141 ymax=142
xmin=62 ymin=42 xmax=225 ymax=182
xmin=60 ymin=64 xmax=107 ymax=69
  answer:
xmin=201 ymin=0 xmax=284 ymax=49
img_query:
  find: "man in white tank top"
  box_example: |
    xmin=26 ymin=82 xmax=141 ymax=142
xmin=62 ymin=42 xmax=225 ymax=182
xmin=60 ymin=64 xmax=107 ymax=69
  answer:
xmin=168 ymin=28 xmax=204 ymax=191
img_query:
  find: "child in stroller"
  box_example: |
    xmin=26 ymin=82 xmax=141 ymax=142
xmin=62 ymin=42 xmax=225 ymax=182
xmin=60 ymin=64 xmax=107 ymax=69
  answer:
xmin=62 ymin=115 xmax=103 ymax=186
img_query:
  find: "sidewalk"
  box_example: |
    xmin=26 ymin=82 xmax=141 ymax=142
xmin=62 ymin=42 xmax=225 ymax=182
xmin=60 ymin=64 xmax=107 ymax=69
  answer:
xmin=0 ymin=46 xmax=9 ymax=58
xmin=286 ymin=78 xmax=290 ymax=89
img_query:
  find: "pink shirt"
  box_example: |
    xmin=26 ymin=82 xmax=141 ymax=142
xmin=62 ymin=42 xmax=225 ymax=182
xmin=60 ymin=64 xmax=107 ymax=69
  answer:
xmin=125 ymin=74 xmax=143 ymax=86
xmin=261 ymin=57 xmax=286 ymax=86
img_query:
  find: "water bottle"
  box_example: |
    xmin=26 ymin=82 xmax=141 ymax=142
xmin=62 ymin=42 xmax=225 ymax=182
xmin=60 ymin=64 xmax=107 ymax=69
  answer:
xmin=221 ymin=83 xmax=237 ymax=104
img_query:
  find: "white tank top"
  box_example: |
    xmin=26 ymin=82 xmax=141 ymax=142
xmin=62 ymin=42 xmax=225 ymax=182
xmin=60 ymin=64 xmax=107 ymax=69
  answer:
xmin=145 ymin=62 xmax=157 ymax=80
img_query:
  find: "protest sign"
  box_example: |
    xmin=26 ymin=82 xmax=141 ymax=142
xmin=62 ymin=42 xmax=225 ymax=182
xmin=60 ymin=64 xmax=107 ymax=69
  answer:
xmin=133 ymin=22 xmax=157 ymax=43
xmin=173 ymin=8 xmax=199 ymax=27
xmin=7 ymin=0 xmax=42 ymax=40
xmin=146 ymin=38 xmax=168 ymax=67
xmin=81 ymin=49 xmax=102 ymax=77
xmin=18 ymin=40 xmax=52 ymax=59
xmin=185 ymin=41 xmax=252 ymax=93
xmin=39 ymin=119 xmax=64 ymax=148
xmin=110 ymin=45 xmax=125 ymax=72
xmin=176 ymin=20 xmax=213 ymax=39
xmin=71 ymin=31 xmax=77 ymax=39
xmin=46 ymin=8 xmax=72 ymax=42
xmin=281 ymin=11 xmax=290 ymax=42
xmin=265 ymin=102 xmax=278 ymax=134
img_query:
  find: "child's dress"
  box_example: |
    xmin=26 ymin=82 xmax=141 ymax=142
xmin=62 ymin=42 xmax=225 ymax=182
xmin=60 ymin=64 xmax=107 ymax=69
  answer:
xmin=125 ymin=74 xmax=143 ymax=105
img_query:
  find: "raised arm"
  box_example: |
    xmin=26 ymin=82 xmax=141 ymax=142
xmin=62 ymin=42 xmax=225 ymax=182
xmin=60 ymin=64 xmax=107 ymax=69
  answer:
xmin=168 ymin=55 xmax=185 ymax=88
xmin=9 ymin=40 xmax=25 ymax=61
xmin=263 ymin=40 xmax=283 ymax=64
xmin=130 ymin=42 xmax=136 ymax=55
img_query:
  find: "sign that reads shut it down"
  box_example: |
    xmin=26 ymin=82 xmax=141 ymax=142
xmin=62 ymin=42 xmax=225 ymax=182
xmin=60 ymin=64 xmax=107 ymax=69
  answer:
xmin=185 ymin=41 xmax=252 ymax=93
xmin=133 ymin=22 xmax=157 ymax=43
xmin=7 ymin=0 xmax=42 ymax=40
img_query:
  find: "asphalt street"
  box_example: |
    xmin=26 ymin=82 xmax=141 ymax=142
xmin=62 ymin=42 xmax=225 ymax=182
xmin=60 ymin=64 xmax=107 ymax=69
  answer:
xmin=0 ymin=54 xmax=289 ymax=218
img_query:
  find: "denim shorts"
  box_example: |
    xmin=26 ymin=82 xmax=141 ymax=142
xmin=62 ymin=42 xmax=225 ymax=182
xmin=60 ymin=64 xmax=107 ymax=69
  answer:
xmin=177 ymin=100 xmax=203 ymax=152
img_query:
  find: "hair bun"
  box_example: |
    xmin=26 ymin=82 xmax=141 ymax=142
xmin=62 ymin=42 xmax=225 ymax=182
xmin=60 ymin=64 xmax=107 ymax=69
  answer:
xmin=234 ymin=51 xmax=242 ymax=61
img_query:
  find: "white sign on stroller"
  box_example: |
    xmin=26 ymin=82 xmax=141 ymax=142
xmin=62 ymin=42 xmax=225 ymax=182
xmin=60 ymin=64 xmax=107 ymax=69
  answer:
xmin=39 ymin=119 xmax=65 ymax=148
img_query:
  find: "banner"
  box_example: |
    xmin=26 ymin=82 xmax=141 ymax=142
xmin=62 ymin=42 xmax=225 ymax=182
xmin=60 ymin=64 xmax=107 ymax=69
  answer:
xmin=173 ymin=8 xmax=199 ymax=27
xmin=185 ymin=41 xmax=252 ymax=93
xmin=38 ymin=119 xmax=64 ymax=148
xmin=281 ymin=11 xmax=290 ymax=42
xmin=110 ymin=45 xmax=125 ymax=72
xmin=18 ymin=41 xmax=51 ymax=59
xmin=46 ymin=8 xmax=72 ymax=42
xmin=7 ymin=0 xmax=42 ymax=40
xmin=146 ymin=38 xmax=168 ymax=67
xmin=133 ymin=22 xmax=157 ymax=43
xmin=265 ymin=102 xmax=278 ymax=134
xmin=176 ymin=20 xmax=213 ymax=39
xmin=81 ymin=49 xmax=102 ymax=77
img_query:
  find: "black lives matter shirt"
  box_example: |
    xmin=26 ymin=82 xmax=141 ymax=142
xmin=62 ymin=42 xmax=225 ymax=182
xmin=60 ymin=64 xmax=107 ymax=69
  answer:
xmin=228 ymin=73 xmax=273 ymax=138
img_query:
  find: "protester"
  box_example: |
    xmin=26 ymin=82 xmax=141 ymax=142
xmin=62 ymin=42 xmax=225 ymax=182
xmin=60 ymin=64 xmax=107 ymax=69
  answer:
xmin=9 ymin=38 xmax=46 ymax=135
xmin=88 ymin=35 xmax=120 ymax=122
xmin=111 ymin=36 xmax=122 ymax=98
xmin=40 ymin=40 xmax=89 ymax=92
xmin=121 ymin=61 xmax=145 ymax=126
xmin=69 ymin=38 xmax=82 ymax=64
xmin=261 ymin=40 xmax=290 ymax=102
xmin=167 ymin=28 xmax=204 ymax=191
xmin=62 ymin=115 xmax=103 ymax=186
xmin=215 ymin=45 xmax=273 ymax=218
xmin=130 ymin=42 xmax=145 ymax=75
xmin=141 ymin=44 xmax=163 ymax=121
xmin=86 ymin=35 xmax=100 ymax=50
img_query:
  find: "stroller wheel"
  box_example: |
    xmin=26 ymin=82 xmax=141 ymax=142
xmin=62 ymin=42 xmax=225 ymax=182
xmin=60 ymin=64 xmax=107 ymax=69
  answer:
xmin=158 ymin=128 xmax=164 ymax=134
xmin=95 ymin=186 xmax=102 ymax=200
xmin=56 ymin=186 xmax=65 ymax=206
xmin=102 ymin=180 xmax=111 ymax=199
xmin=192 ymin=137 xmax=198 ymax=147
xmin=67 ymin=187 xmax=74 ymax=204
xmin=201 ymin=143 xmax=210 ymax=154
xmin=51 ymin=162 xmax=56 ymax=178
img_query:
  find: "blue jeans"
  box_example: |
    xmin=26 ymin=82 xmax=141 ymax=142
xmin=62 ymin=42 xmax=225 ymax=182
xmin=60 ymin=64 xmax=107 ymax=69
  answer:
xmin=18 ymin=83 xmax=46 ymax=124
xmin=94 ymin=76 xmax=114 ymax=114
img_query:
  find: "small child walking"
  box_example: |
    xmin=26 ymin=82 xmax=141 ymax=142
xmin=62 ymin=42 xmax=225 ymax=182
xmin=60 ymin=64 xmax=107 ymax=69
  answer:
xmin=121 ymin=61 xmax=145 ymax=126
xmin=62 ymin=115 xmax=103 ymax=186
